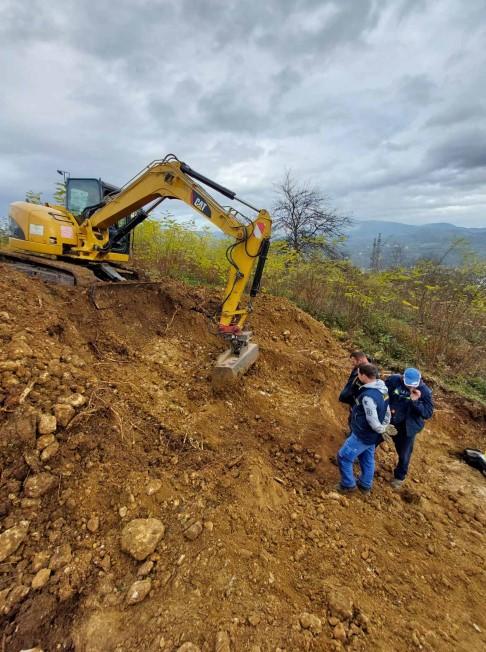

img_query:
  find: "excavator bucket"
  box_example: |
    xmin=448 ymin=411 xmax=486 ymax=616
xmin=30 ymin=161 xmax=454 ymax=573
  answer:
xmin=212 ymin=341 xmax=259 ymax=388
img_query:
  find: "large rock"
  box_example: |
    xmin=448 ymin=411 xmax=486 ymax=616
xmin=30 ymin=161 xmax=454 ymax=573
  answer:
xmin=121 ymin=518 xmax=165 ymax=561
xmin=299 ymin=612 xmax=322 ymax=634
xmin=24 ymin=473 xmax=57 ymax=498
xmin=0 ymin=521 xmax=30 ymax=562
xmin=327 ymin=588 xmax=354 ymax=620
xmin=177 ymin=645 xmax=201 ymax=652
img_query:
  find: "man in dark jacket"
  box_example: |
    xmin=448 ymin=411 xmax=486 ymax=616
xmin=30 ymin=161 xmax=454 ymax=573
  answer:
xmin=339 ymin=351 xmax=370 ymax=426
xmin=336 ymin=363 xmax=396 ymax=494
xmin=385 ymin=368 xmax=434 ymax=489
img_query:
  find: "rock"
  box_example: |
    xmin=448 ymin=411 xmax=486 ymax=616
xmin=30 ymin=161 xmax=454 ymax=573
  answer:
xmin=299 ymin=612 xmax=322 ymax=634
xmin=3 ymin=584 xmax=30 ymax=614
xmin=24 ymin=450 xmax=41 ymax=472
xmin=177 ymin=645 xmax=201 ymax=652
xmin=121 ymin=518 xmax=165 ymax=561
xmin=24 ymin=473 xmax=57 ymax=498
xmin=36 ymin=434 xmax=56 ymax=450
xmin=49 ymin=543 xmax=72 ymax=570
xmin=8 ymin=340 xmax=33 ymax=359
xmin=16 ymin=413 xmax=37 ymax=445
xmin=183 ymin=520 xmax=203 ymax=541
xmin=215 ymin=631 xmax=231 ymax=652
xmin=19 ymin=648 xmax=44 ymax=652
xmin=204 ymin=521 xmax=214 ymax=532
xmin=146 ymin=479 xmax=162 ymax=495
xmin=333 ymin=622 xmax=347 ymax=642
xmin=38 ymin=414 xmax=57 ymax=435
xmin=248 ymin=613 xmax=261 ymax=626
xmin=40 ymin=440 xmax=60 ymax=462
xmin=137 ymin=560 xmax=154 ymax=577
xmin=87 ymin=515 xmax=100 ymax=533
xmin=32 ymin=551 xmax=51 ymax=572
xmin=32 ymin=568 xmax=51 ymax=590
xmin=119 ymin=506 xmax=128 ymax=518
xmin=65 ymin=393 xmax=87 ymax=408
xmin=126 ymin=578 xmax=152 ymax=605
xmin=54 ymin=403 xmax=76 ymax=427
xmin=328 ymin=589 xmax=354 ymax=620
xmin=100 ymin=555 xmax=111 ymax=572
xmin=0 ymin=521 xmax=30 ymax=562
xmin=0 ymin=311 xmax=10 ymax=321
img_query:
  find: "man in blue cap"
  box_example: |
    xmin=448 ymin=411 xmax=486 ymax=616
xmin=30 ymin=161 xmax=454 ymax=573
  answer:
xmin=385 ymin=368 xmax=434 ymax=489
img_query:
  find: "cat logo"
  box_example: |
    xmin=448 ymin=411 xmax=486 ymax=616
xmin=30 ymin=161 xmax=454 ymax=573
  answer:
xmin=191 ymin=190 xmax=211 ymax=218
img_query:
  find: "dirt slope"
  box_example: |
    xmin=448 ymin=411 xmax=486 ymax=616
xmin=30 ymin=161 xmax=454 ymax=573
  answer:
xmin=0 ymin=264 xmax=485 ymax=652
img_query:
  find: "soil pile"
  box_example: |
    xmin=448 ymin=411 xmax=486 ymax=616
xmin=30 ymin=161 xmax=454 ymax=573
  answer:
xmin=0 ymin=265 xmax=485 ymax=652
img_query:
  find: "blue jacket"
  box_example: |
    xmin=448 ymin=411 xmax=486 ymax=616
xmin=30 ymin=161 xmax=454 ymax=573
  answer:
xmin=385 ymin=374 xmax=434 ymax=438
xmin=351 ymin=384 xmax=389 ymax=445
xmin=339 ymin=369 xmax=363 ymax=406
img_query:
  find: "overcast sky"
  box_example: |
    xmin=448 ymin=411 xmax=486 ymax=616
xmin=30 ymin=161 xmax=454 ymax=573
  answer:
xmin=1 ymin=0 xmax=486 ymax=227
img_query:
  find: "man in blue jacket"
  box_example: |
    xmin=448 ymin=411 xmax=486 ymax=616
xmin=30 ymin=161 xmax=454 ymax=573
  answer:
xmin=338 ymin=351 xmax=370 ymax=429
xmin=336 ymin=363 xmax=396 ymax=494
xmin=385 ymin=368 xmax=434 ymax=489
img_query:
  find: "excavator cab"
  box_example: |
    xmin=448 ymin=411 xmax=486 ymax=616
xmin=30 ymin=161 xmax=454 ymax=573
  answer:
xmin=66 ymin=178 xmax=130 ymax=254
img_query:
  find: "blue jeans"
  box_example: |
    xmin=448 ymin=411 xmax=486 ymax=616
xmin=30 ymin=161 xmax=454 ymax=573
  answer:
xmin=337 ymin=432 xmax=376 ymax=489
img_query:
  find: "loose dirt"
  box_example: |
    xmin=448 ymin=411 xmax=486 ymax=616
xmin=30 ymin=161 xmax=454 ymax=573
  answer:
xmin=0 ymin=264 xmax=485 ymax=652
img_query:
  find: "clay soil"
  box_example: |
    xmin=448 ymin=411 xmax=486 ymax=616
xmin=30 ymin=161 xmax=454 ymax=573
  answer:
xmin=0 ymin=264 xmax=485 ymax=652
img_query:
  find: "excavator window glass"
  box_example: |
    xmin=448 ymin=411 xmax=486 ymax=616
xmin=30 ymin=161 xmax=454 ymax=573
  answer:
xmin=66 ymin=179 xmax=102 ymax=217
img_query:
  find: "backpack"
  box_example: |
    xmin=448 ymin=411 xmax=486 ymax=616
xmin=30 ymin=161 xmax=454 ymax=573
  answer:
xmin=462 ymin=449 xmax=486 ymax=476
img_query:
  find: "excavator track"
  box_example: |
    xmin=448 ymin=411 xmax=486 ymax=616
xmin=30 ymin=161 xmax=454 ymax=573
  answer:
xmin=0 ymin=250 xmax=98 ymax=286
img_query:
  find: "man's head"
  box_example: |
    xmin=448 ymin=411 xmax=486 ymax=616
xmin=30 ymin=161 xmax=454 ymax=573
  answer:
xmin=357 ymin=363 xmax=379 ymax=384
xmin=403 ymin=367 xmax=421 ymax=388
xmin=350 ymin=350 xmax=369 ymax=368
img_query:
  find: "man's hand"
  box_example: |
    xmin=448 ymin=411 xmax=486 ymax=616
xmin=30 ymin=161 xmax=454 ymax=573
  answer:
xmin=382 ymin=424 xmax=398 ymax=444
xmin=410 ymin=388 xmax=421 ymax=401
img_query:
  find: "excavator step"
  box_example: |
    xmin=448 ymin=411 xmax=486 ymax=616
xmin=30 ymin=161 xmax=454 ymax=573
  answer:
xmin=212 ymin=342 xmax=259 ymax=387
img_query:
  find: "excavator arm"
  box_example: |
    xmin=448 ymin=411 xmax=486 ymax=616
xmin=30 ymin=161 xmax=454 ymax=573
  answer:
xmin=81 ymin=155 xmax=272 ymax=336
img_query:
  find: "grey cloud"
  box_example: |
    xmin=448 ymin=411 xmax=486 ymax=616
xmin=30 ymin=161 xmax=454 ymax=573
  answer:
xmin=428 ymin=130 xmax=486 ymax=170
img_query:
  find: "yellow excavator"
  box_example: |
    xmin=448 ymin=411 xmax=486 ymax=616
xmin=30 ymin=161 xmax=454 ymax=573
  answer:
xmin=1 ymin=154 xmax=272 ymax=381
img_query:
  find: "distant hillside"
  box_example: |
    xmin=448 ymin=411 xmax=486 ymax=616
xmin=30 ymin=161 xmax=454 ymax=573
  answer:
xmin=343 ymin=221 xmax=486 ymax=268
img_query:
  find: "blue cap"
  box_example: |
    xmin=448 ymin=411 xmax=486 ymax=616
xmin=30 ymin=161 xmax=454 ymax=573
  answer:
xmin=403 ymin=368 xmax=421 ymax=387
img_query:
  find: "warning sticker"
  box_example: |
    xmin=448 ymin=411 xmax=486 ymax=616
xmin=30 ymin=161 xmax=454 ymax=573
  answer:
xmin=61 ymin=225 xmax=74 ymax=239
xmin=29 ymin=224 xmax=44 ymax=236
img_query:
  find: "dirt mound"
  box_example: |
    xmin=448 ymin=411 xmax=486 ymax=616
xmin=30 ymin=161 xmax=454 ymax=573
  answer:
xmin=0 ymin=264 xmax=485 ymax=652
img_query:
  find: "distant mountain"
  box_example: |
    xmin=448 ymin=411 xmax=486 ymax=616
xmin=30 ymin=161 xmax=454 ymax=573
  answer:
xmin=343 ymin=221 xmax=486 ymax=268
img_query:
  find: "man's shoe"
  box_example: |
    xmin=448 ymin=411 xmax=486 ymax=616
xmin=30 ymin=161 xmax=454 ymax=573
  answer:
xmin=335 ymin=482 xmax=356 ymax=494
xmin=357 ymin=484 xmax=371 ymax=495
xmin=390 ymin=478 xmax=404 ymax=490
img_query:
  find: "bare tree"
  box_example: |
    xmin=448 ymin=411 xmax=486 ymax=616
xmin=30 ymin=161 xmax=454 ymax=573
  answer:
xmin=370 ymin=233 xmax=383 ymax=272
xmin=273 ymin=171 xmax=350 ymax=256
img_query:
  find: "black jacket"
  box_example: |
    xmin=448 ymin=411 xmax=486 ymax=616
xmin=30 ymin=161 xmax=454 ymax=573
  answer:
xmin=339 ymin=369 xmax=363 ymax=406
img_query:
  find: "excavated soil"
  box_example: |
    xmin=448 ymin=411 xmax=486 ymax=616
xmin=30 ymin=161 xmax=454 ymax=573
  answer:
xmin=0 ymin=264 xmax=485 ymax=652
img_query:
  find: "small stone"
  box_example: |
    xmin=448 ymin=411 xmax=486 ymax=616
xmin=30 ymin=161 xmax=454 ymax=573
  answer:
xmin=176 ymin=644 xmax=201 ymax=652
xmin=119 ymin=506 xmax=128 ymax=518
xmin=248 ymin=613 xmax=261 ymax=626
xmin=36 ymin=434 xmax=56 ymax=450
xmin=0 ymin=521 xmax=30 ymax=562
xmin=184 ymin=521 xmax=203 ymax=541
xmin=100 ymin=555 xmax=111 ymax=572
xmin=32 ymin=551 xmax=51 ymax=572
xmin=204 ymin=521 xmax=214 ymax=532
xmin=87 ymin=515 xmax=100 ymax=533
xmin=328 ymin=589 xmax=354 ymax=620
xmin=126 ymin=578 xmax=152 ymax=605
xmin=299 ymin=612 xmax=322 ymax=634
xmin=137 ymin=560 xmax=154 ymax=577
xmin=333 ymin=622 xmax=347 ymax=642
xmin=215 ymin=630 xmax=231 ymax=652
xmin=328 ymin=616 xmax=340 ymax=626
xmin=40 ymin=441 xmax=60 ymax=462
xmin=65 ymin=393 xmax=87 ymax=408
xmin=4 ymin=584 xmax=30 ymax=613
xmin=472 ymin=623 xmax=481 ymax=633
xmin=32 ymin=568 xmax=51 ymax=590
xmin=121 ymin=518 xmax=165 ymax=561
xmin=49 ymin=543 xmax=72 ymax=570
xmin=38 ymin=414 xmax=57 ymax=435
xmin=0 ymin=311 xmax=10 ymax=321
xmin=24 ymin=473 xmax=57 ymax=498
xmin=146 ymin=479 xmax=162 ymax=496
xmin=54 ymin=403 xmax=76 ymax=427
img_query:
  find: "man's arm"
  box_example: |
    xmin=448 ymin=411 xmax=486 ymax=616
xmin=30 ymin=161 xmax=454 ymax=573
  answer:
xmin=339 ymin=371 xmax=357 ymax=405
xmin=362 ymin=396 xmax=387 ymax=434
xmin=411 ymin=387 xmax=434 ymax=419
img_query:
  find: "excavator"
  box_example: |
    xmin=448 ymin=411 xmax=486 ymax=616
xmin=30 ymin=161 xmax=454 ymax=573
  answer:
xmin=1 ymin=154 xmax=272 ymax=382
